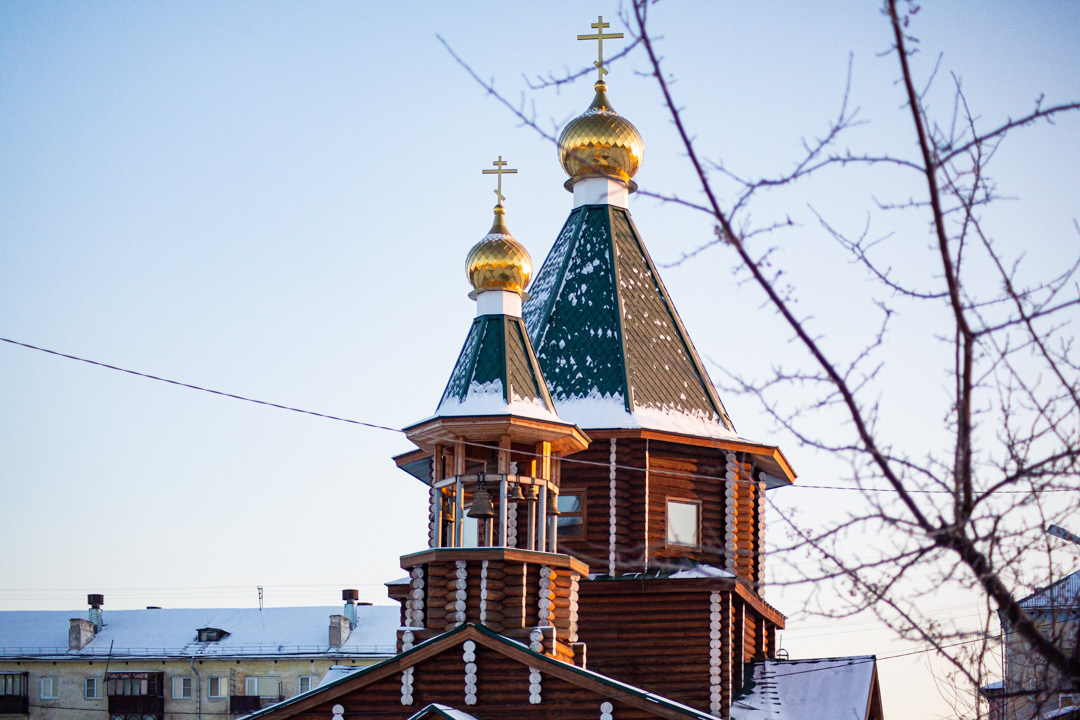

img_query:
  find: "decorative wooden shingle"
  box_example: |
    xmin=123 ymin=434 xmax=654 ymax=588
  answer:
xmin=524 ymin=205 xmax=736 ymax=437
xmin=436 ymin=315 xmax=558 ymax=420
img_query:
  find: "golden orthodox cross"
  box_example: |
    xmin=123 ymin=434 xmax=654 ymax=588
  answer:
xmin=577 ymin=15 xmax=624 ymax=83
xmin=482 ymin=155 xmax=517 ymax=205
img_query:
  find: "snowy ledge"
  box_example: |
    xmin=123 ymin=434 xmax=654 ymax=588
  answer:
xmin=554 ymin=391 xmax=742 ymax=441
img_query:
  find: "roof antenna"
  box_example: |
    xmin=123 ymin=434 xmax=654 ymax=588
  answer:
xmin=257 ymin=586 xmax=264 ymax=611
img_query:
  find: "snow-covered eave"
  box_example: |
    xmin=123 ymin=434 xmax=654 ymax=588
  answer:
xmin=402 ymin=413 xmax=591 ymax=458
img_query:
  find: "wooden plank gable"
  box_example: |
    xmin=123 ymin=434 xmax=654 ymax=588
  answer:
xmin=248 ymin=624 xmax=717 ymax=720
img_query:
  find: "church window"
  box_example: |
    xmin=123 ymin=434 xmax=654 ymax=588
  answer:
xmin=557 ymin=492 xmax=585 ymax=539
xmin=666 ymin=499 xmax=700 ymax=548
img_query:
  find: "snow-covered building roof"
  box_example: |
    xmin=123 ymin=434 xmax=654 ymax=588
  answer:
xmin=0 ymin=605 xmax=399 ymax=659
xmin=523 ymin=204 xmax=738 ymax=439
xmin=731 ymin=656 xmax=883 ymax=720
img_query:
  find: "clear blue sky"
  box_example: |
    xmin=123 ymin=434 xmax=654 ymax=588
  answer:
xmin=2 ymin=3 xmax=1078 ymax=718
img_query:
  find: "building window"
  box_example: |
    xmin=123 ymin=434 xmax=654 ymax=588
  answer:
xmin=557 ymin=491 xmax=585 ymax=539
xmin=298 ymin=676 xmax=315 ymax=695
xmin=666 ymin=498 xmax=700 ymax=547
xmin=85 ymin=677 xmax=102 ymax=699
xmin=172 ymin=677 xmax=192 ymax=699
xmin=106 ymin=671 xmax=163 ymax=698
xmin=1062 ymin=695 xmax=1079 ymax=710
xmin=245 ymin=677 xmax=280 ymax=699
xmin=196 ymin=627 xmax=229 ymax=642
xmin=40 ymin=678 xmax=58 ymax=700
xmin=1 ymin=673 xmax=27 ymax=696
xmin=207 ymin=677 xmax=226 ymax=698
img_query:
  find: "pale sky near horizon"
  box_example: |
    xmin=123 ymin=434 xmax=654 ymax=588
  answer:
xmin=2 ymin=3 xmax=1079 ymax=718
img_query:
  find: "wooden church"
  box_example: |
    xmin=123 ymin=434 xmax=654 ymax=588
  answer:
xmin=249 ymin=18 xmax=883 ymax=720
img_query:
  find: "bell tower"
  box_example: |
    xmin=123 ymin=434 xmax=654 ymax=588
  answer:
xmin=390 ymin=158 xmax=591 ymax=665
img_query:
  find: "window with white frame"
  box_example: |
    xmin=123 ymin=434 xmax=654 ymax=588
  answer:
xmin=1062 ymin=694 xmax=1079 ymax=710
xmin=172 ymin=676 xmax=193 ymax=699
xmin=207 ymin=676 xmax=226 ymax=698
xmin=557 ymin=491 xmax=585 ymax=539
xmin=297 ymin=676 xmax=315 ymax=695
xmin=40 ymin=677 xmax=58 ymax=700
xmin=84 ymin=677 xmax=102 ymax=699
xmin=666 ymin=498 xmax=701 ymax=547
xmin=245 ymin=676 xmax=280 ymax=699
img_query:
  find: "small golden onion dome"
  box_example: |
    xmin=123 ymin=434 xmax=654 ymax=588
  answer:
xmin=466 ymin=205 xmax=533 ymax=295
xmin=558 ymin=81 xmax=644 ymax=188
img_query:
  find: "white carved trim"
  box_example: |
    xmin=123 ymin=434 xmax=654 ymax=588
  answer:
xmin=724 ymin=451 xmax=738 ymax=573
xmin=480 ymin=560 xmax=489 ymax=625
xmin=507 ymin=501 xmax=518 ymax=548
xmin=528 ymin=667 xmax=543 ymax=704
xmin=454 ymin=560 xmax=468 ymax=626
xmin=400 ymin=667 xmax=414 ymax=706
xmin=709 ymin=591 xmax=722 ymax=715
xmin=600 ymin=700 xmax=614 ymax=720
xmin=332 ymin=704 xmax=345 ymax=719
xmin=756 ymin=479 xmax=767 ymax=595
xmin=429 ymin=484 xmax=438 ymax=548
xmin=608 ymin=438 xmax=618 ymax=575
xmin=643 ymin=439 xmax=650 ymax=569
xmin=529 ymin=627 xmax=544 ymax=653
xmin=538 ymin=566 xmax=554 ymax=626
xmin=463 ymin=640 xmax=477 ymax=705
xmin=569 ymin=572 xmax=580 ymax=643
xmin=405 ymin=567 xmax=426 ymax=628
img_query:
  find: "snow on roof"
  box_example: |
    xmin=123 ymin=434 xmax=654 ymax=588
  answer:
xmin=318 ymin=665 xmax=365 ymax=688
xmin=556 ymin=390 xmax=741 ymax=440
xmin=434 ymin=379 xmax=564 ymax=424
xmin=406 ymin=704 xmax=480 ymax=720
xmin=731 ymin=656 xmax=878 ymax=720
xmin=668 ymin=563 xmax=735 ymax=580
xmin=0 ymin=606 xmax=399 ymax=658
xmin=1019 ymin=569 xmax=1080 ymax=611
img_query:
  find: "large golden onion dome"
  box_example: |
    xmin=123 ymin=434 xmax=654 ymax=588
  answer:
xmin=558 ymin=81 xmax=644 ymax=189
xmin=466 ymin=205 xmax=533 ymax=295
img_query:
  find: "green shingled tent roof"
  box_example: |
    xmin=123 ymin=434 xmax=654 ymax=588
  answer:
xmin=435 ymin=313 xmax=559 ymax=421
xmin=523 ymin=204 xmax=736 ymax=437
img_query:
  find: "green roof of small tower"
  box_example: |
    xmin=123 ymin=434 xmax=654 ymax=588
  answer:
xmin=435 ymin=313 xmax=560 ymax=423
xmin=523 ymin=204 xmax=737 ymax=438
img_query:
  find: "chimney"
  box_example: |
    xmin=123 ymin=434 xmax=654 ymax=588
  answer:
xmin=342 ymin=589 xmax=359 ymax=629
xmin=328 ymin=615 xmax=350 ymax=647
xmin=87 ymin=594 xmax=104 ymax=632
xmin=69 ymin=618 xmax=95 ymax=650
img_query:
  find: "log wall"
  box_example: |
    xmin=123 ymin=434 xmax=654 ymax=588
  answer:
xmin=285 ymin=641 xmax=668 ymax=720
xmin=558 ymin=433 xmax=767 ymax=587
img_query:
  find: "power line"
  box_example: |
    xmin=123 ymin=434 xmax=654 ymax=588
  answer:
xmin=3 ymin=335 xmax=1073 ymax=495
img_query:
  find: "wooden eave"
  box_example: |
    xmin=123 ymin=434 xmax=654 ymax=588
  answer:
xmin=866 ymin=662 xmax=884 ymax=720
xmin=579 ymin=575 xmax=786 ymax=628
xmin=583 ymin=427 xmax=796 ymax=483
xmin=403 ymin=414 xmax=591 ymax=455
xmin=393 ymin=447 xmax=428 ymax=470
xmin=400 ymin=547 xmax=590 ymax=578
xmin=247 ymin=623 xmax=716 ymax=720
